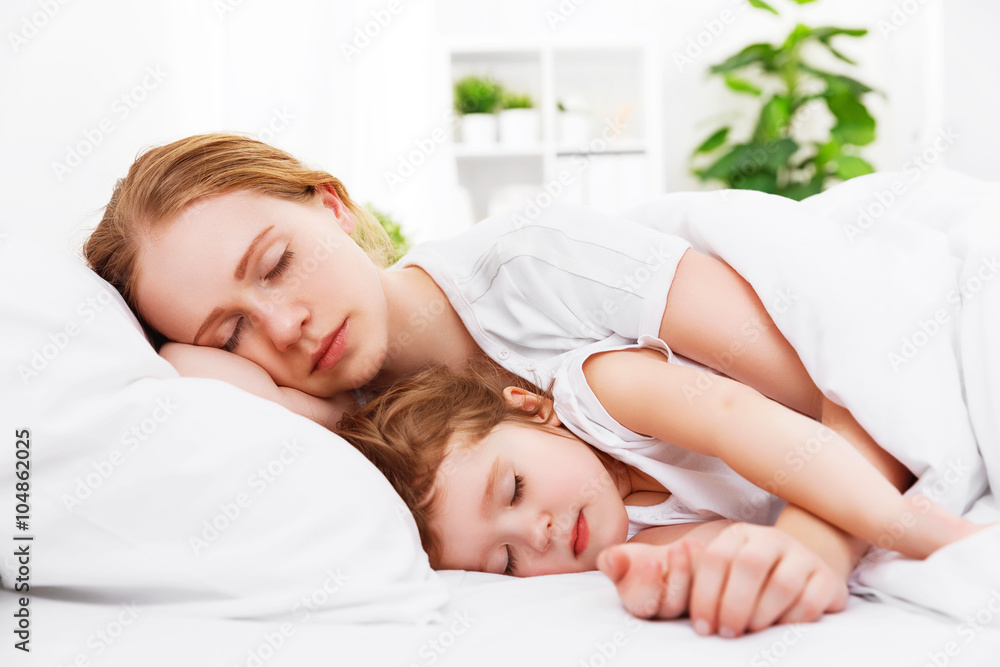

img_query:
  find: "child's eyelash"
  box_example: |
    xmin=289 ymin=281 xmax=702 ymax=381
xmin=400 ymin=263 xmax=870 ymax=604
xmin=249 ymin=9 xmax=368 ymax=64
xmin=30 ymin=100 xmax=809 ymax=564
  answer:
xmin=503 ymin=474 xmax=525 ymax=576
xmin=504 ymin=548 xmax=518 ymax=576
xmin=511 ymin=473 xmax=524 ymax=504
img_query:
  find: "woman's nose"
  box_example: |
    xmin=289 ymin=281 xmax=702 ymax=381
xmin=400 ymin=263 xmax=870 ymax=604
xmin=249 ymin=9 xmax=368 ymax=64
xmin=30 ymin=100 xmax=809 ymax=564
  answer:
xmin=254 ymin=298 xmax=307 ymax=351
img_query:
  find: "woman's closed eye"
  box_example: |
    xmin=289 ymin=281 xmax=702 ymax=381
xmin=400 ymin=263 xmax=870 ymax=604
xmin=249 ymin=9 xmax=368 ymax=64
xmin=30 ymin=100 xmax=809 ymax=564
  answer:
xmin=503 ymin=473 xmax=525 ymax=576
xmin=222 ymin=249 xmax=296 ymax=352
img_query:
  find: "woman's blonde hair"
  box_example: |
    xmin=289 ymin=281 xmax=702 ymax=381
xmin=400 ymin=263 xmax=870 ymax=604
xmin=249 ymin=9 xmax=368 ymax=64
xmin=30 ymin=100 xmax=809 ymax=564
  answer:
xmin=83 ymin=132 xmax=395 ymax=349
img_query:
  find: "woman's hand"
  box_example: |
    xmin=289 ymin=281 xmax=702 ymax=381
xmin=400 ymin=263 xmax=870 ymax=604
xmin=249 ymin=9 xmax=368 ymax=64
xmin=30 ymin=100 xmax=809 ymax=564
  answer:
xmin=160 ymin=342 xmax=355 ymax=430
xmin=597 ymin=523 xmax=848 ymax=637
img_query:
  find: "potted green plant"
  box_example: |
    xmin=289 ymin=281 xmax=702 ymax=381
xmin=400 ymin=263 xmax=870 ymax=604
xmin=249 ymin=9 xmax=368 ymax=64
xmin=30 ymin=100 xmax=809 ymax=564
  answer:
xmin=690 ymin=0 xmax=877 ymax=200
xmin=498 ymin=91 xmax=540 ymax=146
xmin=453 ymin=75 xmax=503 ymax=146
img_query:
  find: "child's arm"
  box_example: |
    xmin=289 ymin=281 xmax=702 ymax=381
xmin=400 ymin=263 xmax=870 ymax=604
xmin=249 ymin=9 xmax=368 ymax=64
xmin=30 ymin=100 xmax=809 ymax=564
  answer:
xmin=598 ymin=521 xmax=847 ymax=636
xmin=582 ymin=348 xmax=979 ymax=560
xmin=160 ymin=342 xmax=354 ymax=430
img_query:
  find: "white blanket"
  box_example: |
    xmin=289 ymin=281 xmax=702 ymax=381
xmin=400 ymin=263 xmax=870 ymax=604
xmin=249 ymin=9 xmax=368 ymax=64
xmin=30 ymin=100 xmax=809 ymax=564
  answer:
xmin=627 ymin=170 xmax=1000 ymax=625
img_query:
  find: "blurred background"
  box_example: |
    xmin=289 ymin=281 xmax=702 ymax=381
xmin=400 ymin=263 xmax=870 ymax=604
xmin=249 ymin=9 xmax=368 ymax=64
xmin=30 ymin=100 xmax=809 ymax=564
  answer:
xmin=0 ymin=0 xmax=997 ymax=257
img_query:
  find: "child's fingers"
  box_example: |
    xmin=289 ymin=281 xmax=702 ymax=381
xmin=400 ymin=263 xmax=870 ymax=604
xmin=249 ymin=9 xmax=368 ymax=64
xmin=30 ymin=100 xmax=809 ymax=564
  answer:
xmin=603 ymin=544 xmax=668 ymax=619
xmin=623 ymin=553 xmax=666 ymax=619
xmin=597 ymin=546 xmax=628 ymax=584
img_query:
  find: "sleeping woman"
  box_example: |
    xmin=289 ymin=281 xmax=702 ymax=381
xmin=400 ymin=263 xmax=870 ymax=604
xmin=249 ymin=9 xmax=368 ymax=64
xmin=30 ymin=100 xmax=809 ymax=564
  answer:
xmin=84 ymin=132 xmax=921 ymax=636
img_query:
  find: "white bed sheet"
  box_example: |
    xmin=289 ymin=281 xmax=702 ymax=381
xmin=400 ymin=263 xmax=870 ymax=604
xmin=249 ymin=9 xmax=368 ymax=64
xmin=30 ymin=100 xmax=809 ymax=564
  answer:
xmin=7 ymin=570 xmax=1000 ymax=667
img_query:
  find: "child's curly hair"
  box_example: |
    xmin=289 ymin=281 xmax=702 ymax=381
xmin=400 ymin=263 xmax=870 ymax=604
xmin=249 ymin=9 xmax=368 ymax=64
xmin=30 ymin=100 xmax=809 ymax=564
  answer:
xmin=335 ymin=361 xmax=552 ymax=567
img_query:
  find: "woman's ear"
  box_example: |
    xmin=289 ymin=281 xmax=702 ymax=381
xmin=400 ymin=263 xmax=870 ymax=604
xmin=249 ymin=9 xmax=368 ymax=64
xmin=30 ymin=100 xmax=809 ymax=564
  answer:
xmin=502 ymin=387 xmax=561 ymax=426
xmin=317 ymin=183 xmax=356 ymax=234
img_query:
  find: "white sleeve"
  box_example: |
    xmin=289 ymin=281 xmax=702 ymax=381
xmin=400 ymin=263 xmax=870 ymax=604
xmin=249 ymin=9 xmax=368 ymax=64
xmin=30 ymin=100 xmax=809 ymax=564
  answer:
xmin=448 ymin=203 xmax=692 ymax=349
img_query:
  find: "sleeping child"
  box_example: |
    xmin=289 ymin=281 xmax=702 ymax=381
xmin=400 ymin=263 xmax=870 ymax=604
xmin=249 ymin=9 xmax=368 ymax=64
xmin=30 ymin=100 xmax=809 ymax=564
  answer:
xmin=335 ymin=359 xmax=987 ymax=636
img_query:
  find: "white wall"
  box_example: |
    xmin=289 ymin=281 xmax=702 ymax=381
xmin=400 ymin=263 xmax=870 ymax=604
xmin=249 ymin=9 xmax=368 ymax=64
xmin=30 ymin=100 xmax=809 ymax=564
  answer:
xmin=0 ymin=0 xmax=994 ymax=255
xmin=942 ymin=0 xmax=1000 ymax=180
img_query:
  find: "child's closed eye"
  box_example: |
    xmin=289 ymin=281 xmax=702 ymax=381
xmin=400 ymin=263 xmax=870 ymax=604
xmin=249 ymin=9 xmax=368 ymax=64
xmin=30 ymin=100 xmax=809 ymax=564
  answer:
xmin=503 ymin=474 xmax=526 ymax=576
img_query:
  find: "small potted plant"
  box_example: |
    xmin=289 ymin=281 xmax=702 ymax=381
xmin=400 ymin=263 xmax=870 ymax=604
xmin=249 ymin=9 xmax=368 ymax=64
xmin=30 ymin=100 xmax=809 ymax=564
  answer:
xmin=556 ymin=96 xmax=591 ymax=148
xmin=453 ymin=75 xmax=503 ymax=146
xmin=498 ymin=91 xmax=540 ymax=146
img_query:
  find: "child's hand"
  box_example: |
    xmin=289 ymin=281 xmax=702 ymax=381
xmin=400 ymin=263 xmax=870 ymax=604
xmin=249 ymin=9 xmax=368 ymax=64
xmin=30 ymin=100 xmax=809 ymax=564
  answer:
xmin=597 ymin=539 xmax=700 ymax=621
xmin=597 ymin=523 xmax=848 ymax=638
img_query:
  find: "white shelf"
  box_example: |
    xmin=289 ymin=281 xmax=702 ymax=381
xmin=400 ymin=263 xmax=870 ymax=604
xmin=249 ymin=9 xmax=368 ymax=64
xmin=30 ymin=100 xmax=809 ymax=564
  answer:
xmin=447 ymin=38 xmax=662 ymax=222
xmin=454 ymin=144 xmax=548 ymax=159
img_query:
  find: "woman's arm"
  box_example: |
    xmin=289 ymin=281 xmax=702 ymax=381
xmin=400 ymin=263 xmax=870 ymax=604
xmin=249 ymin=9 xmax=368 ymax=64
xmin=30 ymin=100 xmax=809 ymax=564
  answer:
xmin=582 ymin=348 xmax=978 ymax=559
xmin=660 ymin=250 xmax=822 ymax=418
xmin=658 ymin=249 xmax=922 ymax=572
xmin=159 ymin=342 xmax=354 ymax=430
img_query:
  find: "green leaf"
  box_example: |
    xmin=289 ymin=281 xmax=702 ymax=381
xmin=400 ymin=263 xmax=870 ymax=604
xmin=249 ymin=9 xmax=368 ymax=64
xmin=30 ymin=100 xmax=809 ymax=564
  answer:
xmin=782 ymin=23 xmax=814 ymax=52
xmin=747 ymin=0 xmax=779 ymax=14
xmin=710 ymin=43 xmax=780 ymax=74
xmin=826 ymin=92 xmax=876 ymax=146
xmin=365 ymin=204 xmax=411 ymax=261
xmin=804 ymin=67 xmax=875 ymax=96
xmin=453 ymin=76 xmax=504 ymax=115
xmin=834 ymin=155 xmax=875 ymax=180
xmin=789 ymin=0 xmax=819 ymax=4
xmin=733 ymin=171 xmax=778 ymax=193
xmin=776 ymin=179 xmax=825 ymax=201
xmin=759 ymin=138 xmax=799 ymax=171
xmin=752 ymin=95 xmax=791 ymax=143
xmin=808 ymin=27 xmax=868 ymax=65
xmin=814 ymin=140 xmax=842 ymax=170
xmin=694 ymin=127 xmax=730 ymax=154
xmin=698 ymin=144 xmax=757 ymax=182
xmin=810 ymin=27 xmax=868 ymax=40
xmin=723 ymin=74 xmax=763 ymax=96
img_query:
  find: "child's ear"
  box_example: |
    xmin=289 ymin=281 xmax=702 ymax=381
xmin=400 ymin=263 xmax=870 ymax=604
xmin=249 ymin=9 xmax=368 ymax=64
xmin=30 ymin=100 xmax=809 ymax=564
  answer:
xmin=502 ymin=387 xmax=562 ymax=426
xmin=316 ymin=183 xmax=356 ymax=234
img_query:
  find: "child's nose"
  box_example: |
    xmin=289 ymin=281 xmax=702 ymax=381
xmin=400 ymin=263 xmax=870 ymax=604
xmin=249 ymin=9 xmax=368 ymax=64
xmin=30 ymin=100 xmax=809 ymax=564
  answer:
xmin=525 ymin=511 xmax=553 ymax=553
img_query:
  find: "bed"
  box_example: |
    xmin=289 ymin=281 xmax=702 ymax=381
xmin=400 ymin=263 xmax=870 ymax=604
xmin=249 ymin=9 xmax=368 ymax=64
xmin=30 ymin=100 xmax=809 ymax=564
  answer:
xmin=3 ymin=170 xmax=1000 ymax=666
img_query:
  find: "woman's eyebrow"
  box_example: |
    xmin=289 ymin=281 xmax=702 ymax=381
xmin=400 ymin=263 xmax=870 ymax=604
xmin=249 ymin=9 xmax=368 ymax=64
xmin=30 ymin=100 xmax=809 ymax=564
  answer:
xmin=235 ymin=225 xmax=275 ymax=280
xmin=480 ymin=455 xmax=501 ymax=520
xmin=192 ymin=225 xmax=275 ymax=345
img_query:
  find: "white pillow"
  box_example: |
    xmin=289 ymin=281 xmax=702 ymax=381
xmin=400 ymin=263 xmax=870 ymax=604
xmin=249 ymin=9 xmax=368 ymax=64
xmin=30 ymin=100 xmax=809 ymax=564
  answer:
xmin=0 ymin=235 xmax=448 ymax=622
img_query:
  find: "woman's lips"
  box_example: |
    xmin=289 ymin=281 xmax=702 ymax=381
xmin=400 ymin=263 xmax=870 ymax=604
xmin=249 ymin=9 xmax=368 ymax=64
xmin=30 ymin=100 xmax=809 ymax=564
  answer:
xmin=312 ymin=321 xmax=348 ymax=373
xmin=573 ymin=510 xmax=589 ymax=558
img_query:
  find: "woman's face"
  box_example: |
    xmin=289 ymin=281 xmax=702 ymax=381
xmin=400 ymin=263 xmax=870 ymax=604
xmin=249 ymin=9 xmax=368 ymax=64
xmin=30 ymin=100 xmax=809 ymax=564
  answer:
xmin=134 ymin=188 xmax=390 ymax=397
xmin=429 ymin=417 xmax=630 ymax=577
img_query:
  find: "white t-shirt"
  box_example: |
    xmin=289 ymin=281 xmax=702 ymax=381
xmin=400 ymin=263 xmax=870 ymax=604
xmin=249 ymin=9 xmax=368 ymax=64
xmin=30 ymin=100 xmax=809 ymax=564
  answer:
xmin=396 ymin=203 xmax=782 ymax=536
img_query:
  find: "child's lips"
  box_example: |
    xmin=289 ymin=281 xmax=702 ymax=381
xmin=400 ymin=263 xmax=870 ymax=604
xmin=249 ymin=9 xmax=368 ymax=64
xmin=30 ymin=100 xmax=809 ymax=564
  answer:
xmin=573 ymin=510 xmax=589 ymax=558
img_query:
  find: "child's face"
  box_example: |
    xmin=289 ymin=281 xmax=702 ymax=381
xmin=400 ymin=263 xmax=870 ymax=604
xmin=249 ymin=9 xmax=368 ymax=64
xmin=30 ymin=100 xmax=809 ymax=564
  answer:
xmin=429 ymin=420 xmax=630 ymax=577
xmin=135 ymin=189 xmax=390 ymax=397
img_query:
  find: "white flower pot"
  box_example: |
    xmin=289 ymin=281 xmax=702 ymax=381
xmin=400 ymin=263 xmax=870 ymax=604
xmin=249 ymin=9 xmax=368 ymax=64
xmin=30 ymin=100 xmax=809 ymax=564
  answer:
xmin=459 ymin=113 xmax=497 ymax=146
xmin=498 ymin=108 xmax=540 ymax=146
xmin=557 ymin=111 xmax=591 ymax=148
